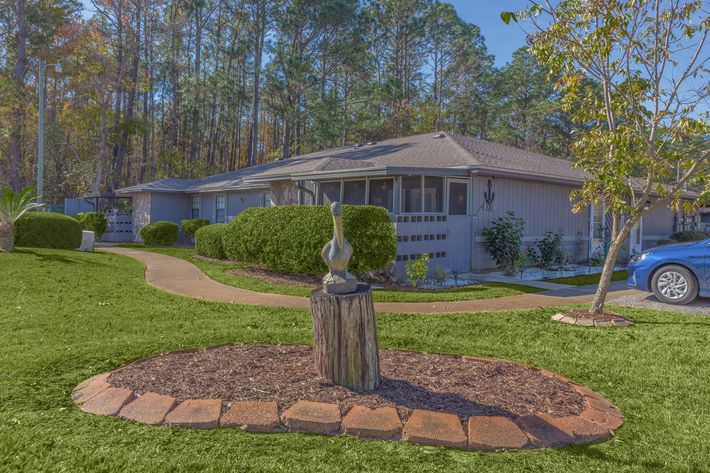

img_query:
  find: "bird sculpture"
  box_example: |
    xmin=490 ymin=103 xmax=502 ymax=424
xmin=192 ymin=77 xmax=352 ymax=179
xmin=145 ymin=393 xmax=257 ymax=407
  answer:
xmin=321 ymin=202 xmax=358 ymax=294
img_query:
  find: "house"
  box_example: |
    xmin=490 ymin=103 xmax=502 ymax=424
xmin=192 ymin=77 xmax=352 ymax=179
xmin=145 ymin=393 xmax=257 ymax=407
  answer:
xmin=116 ymin=132 xmax=692 ymax=276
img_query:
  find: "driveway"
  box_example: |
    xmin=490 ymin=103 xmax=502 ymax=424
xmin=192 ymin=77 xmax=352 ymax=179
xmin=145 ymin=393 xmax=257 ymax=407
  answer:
xmin=613 ymin=293 xmax=710 ymax=316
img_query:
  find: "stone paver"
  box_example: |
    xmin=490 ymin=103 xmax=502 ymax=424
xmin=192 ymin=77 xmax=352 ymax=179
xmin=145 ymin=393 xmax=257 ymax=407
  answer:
xmin=282 ymin=401 xmax=341 ymax=435
xmin=164 ymin=399 xmax=222 ymax=428
xmin=119 ymin=392 xmax=177 ymax=425
xmin=221 ymin=401 xmax=281 ymax=432
xmin=72 ymin=373 xmax=112 ymax=404
xmin=467 ymin=416 xmax=529 ymax=450
xmin=551 ymin=313 xmax=633 ymax=327
xmin=342 ymin=406 xmax=402 ymax=440
xmin=544 ymin=415 xmax=612 ymax=443
xmin=402 ymin=410 xmax=467 ymax=448
xmin=81 ymin=387 xmax=134 ymax=416
xmin=580 ymin=407 xmax=624 ymax=431
xmin=515 ymin=414 xmax=574 ymax=448
xmin=100 ymin=246 xmax=640 ymax=314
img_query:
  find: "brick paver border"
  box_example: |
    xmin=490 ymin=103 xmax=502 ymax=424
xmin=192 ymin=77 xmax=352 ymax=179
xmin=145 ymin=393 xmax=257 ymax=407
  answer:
xmin=73 ymin=354 xmax=624 ymax=451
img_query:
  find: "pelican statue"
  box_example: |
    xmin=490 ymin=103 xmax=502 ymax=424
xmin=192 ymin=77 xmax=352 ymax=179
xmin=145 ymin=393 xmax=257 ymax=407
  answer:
xmin=321 ymin=202 xmax=358 ymax=294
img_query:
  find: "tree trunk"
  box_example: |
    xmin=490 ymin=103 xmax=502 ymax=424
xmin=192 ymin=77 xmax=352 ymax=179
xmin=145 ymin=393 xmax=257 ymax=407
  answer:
xmin=310 ymin=284 xmax=380 ymax=392
xmin=10 ymin=0 xmax=27 ymax=191
xmin=0 ymin=221 xmax=14 ymax=252
xmin=589 ymin=212 xmax=633 ymax=314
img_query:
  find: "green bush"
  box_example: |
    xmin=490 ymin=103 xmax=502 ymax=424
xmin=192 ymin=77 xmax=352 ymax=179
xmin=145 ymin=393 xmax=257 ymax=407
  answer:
xmin=181 ymin=218 xmax=210 ymax=237
xmin=75 ymin=212 xmax=108 ymax=238
xmin=223 ymin=205 xmax=396 ymax=275
xmin=531 ymin=229 xmax=564 ymax=269
xmin=15 ymin=212 xmax=83 ymax=249
xmin=669 ymin=230 xmax=710 ymax=242
xmin=195 ymin=224 xmax=227 ymax=259
xmin=405 ymin=253 xmax=430 ymax=287
xmin=483 ymin=210 xmax=526 ymax=275
xmin=140 ymin=221 xmax=178 ymax=246
xmin=656 ymin=239 xmax=675 ymax=246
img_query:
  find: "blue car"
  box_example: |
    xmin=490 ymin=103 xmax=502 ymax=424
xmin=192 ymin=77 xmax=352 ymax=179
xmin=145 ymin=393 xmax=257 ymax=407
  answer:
xmin=627 ymin=238 xmax=709 ymax=305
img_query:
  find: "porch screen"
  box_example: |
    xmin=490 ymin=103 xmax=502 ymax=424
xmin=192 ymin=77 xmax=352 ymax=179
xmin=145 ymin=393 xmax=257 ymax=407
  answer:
xmin=343 ymin=180 xmax=366 ymax=205
xmin=319 ymin=182 xmax=340 ymax=204
xmin=368 ymin=178 xmax=394 ymax=212
xmin=448 ymin=182 xmax=467 ymax=215
xmin=424 ymin=177 xmax=443 ymax=213
xmin=401 ymin=176 xmax=422 ymax=213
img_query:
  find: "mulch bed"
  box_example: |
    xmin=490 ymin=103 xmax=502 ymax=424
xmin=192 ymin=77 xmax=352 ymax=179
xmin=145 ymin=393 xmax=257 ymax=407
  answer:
xmin=108 ymin=344 xmax=585 ymax=421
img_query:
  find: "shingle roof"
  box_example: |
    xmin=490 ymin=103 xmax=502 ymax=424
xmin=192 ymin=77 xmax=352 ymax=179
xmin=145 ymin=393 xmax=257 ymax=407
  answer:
xmin=116 ymin=133 xmax=586 ymax=194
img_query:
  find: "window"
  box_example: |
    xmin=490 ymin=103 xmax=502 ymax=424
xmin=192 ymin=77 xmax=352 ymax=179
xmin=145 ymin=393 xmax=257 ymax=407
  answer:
xmin=423 ymin=177 xmax=443 ymax=213
xmin=215 ymin=194 xmax=227 ymax=223
xmin=262 ymin=192 xmax=271 ymax=207
xmin=368 ymin=178 xmax=394 ymax=212
xmin=401 ymin=176 xmax=422 ymax=213
xmin=319 ymin=181 xmax=341 ymax=204
xmin=191 ymin=195 xmax=200 ymax=219
xmin=343 ymin=180 xmax=366 ymax=205
xmin=448 ymin=181 xmax=467 ymax=215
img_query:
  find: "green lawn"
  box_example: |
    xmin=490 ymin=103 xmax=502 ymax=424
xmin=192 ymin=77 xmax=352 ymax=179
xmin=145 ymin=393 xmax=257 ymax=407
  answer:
xmin=118 ymin=245 xmax=543 ymax=302
xmin=546 ymin=270 xmax=628 ymax=286
xmin=2 ymin=247 xmax=709 ymax=472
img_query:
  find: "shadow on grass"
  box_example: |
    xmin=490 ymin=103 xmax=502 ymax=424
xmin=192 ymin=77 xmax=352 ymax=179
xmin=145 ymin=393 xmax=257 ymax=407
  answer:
xmin=15 ymin=248 xmax=111 ymax=267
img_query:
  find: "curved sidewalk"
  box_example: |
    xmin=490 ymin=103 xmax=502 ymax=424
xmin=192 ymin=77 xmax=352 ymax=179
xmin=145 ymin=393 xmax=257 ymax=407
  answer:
xmin=100 ymin=247 xmax=639 ymax=314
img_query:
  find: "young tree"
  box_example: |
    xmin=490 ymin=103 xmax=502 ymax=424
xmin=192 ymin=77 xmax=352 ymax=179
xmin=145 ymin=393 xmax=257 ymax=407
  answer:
xmin=505 ymin=0 xmax=709 ymax=314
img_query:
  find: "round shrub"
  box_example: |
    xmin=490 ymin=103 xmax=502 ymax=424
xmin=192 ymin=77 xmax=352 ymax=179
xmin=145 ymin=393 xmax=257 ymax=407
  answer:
xmin=181 ymin=218 xmax=210 ymax=237
xmin=140 ymin=221 xmax=178 ymax=246
xmin=195 ymin=224 xmax=227 ymax=259
xmin=15 ymin=212 xmax=83 ymax=249
xmin=222 ymin=205 xmax=396 ymax=275
xmin=669 ymin=230 xmax=710 ymax=242
xmin=75 ymin=212 xmax=108 ymax=238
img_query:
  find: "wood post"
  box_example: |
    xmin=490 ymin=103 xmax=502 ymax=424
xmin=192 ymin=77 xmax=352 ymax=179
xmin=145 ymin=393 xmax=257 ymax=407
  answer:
xmin=310 ymin=284 xmax=380 ymax=392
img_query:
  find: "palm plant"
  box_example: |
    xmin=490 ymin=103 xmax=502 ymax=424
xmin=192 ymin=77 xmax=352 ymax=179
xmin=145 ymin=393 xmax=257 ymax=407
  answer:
xmin=0 ymin=187 xmax=42 ymax=252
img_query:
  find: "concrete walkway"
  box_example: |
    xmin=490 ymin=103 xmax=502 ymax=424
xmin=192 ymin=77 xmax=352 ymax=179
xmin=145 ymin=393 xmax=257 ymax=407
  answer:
xmin=100 ymin=247 xmax=641 ymax=314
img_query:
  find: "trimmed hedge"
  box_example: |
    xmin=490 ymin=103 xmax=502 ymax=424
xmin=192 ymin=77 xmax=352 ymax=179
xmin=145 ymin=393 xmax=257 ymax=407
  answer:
xmin=181 ymin=218 xmax=210 ymax=237
xmin=195 ymin=224 xmax=227 ymax=259
xmin=669 ymin=230 xmax=710 ymax=242
xmin=75 ymin=212 xmax=108 ymax=238
xmin=15 ymin=212 xmax=83 ymax=249
xmin=222 ymin=205 xmax=396 ymax=275
xmin=140 ymin=221 xmax=178 ymax=246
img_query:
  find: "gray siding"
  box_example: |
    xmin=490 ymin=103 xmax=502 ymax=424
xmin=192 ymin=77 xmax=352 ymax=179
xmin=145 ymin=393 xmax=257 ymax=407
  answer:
xmin=151 ymin=193 xmax=191 ymax=225
xmin=470 ymin=176 xmax=589 ymax=269
xmin=195 ymin=190 xmax=266 ymax=223
xmin=641 ymin=205 xmax=676 ymax=249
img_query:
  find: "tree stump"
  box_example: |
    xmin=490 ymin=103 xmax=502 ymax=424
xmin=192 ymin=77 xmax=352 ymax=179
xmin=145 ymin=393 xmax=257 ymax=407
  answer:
xmin=310 ymin=284 xmax=381 ymax=392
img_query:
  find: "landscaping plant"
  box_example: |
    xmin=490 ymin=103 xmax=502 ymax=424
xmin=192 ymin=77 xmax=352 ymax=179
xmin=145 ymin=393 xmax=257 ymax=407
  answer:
xmin=140 ymin=221 xmax=178 ymax=246
xmin=181 ymin=218 xmax=210 ymax=238
xmin=75 ymin=212 xmax=108 ymax=239
xmin=405 ymin=253 xmax=430 ymax=288
xmin=222 ymin=205 xmax=396 ymax=275
xmin=195 ymin=224 xmax=227 ymax=259
xmin=483 ymin=211 xmax=525 ymax=276
xmin=0 ymin=186 xmax=42 ymax=252
xmin=14 ymin=212 xmax=83 ymax=250
xmin=532 ymin=230 xmax=564 ymax=270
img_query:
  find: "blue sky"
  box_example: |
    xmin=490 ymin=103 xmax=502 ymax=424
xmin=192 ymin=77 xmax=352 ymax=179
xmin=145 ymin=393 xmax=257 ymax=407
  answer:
xmin=448 ymin=0 xmax=529 ymax=67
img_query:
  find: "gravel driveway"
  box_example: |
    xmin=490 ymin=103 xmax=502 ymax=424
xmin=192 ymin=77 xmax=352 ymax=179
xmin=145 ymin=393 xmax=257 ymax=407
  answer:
xmin=612 ymin=293 xmax=710 ymax=316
